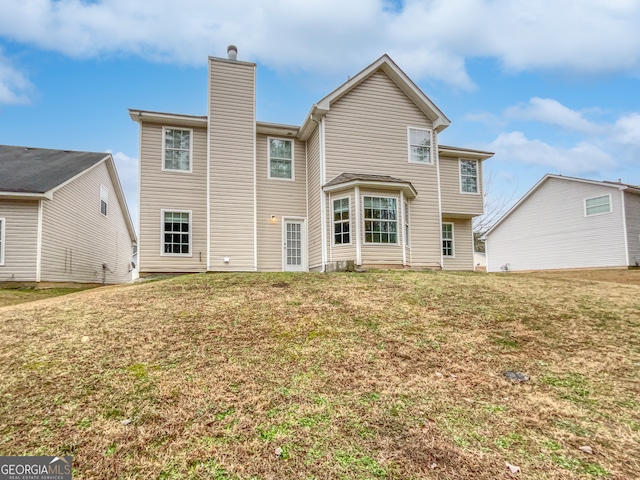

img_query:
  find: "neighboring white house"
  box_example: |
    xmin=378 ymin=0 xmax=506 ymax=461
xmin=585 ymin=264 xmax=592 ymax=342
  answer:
xmin=0 ymin=145 xmax=138 ymax=284
xmin=484 ymin=174 xmax=640 ymax=272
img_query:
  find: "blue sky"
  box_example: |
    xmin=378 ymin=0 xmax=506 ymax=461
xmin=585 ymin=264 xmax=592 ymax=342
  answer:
xmin=1 ymin=0 xmax=639 ymax=230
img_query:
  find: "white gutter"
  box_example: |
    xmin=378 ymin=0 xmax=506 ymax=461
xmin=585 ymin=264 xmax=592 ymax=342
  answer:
xmin=621 ymin=190 xmax=630 ymax=266
xmin=36 ymin=200 xmax=43 ymax=282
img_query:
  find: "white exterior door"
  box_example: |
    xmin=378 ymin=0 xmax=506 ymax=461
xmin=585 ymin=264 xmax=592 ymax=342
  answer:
xmin=283 ymin=219 xmax=306 ymax=272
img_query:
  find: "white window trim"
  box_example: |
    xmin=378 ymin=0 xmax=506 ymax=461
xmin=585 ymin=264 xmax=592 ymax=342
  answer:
xmin=407 ymin=126 xmax=433 ymax=165
xmin=160 ymin=209 xmax=193 ymax=257
xmin=267 ymin=136 xmax=295 ymax=181
xmin=282 ymin=217 xmax=308 ymax=271
xmin=162 ymin=127 xmax=193 ymax=173
xmin=332 ymin=196 xmax=352 ymax=246
xmin=584 ymin=194 xmax=612 ymax=217
xmin=362 ymin=195 xmax=400 ymax=245
xmin=0 ymin=218 xmax=5 ymax=266
xmin=459 ymin=159 xmax=480 ymax=195
xmin=442 ymin=222 xmax=455 ymax=258
xmin=100 ymin=184 xmax=108 ymax=217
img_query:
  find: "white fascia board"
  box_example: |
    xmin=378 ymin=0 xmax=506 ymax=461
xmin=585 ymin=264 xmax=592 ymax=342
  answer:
xmin=256 ymin=121 xmax=300 ymax=137
xmin=129 ymin=109 xmax=208 ymax=128
xmin=324 ymin=180 xmax=417 ymax=199
xmin=0 ymin=191 xmax=51 ymax=200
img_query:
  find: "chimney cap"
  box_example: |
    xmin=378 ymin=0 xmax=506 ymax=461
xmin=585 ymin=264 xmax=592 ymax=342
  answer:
xmin=227 ymin=45 xmax=238 ymax=60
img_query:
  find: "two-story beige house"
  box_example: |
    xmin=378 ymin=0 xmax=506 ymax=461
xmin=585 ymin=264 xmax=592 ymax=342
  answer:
xmin=130 ymin=48 xmax=492 ymax=273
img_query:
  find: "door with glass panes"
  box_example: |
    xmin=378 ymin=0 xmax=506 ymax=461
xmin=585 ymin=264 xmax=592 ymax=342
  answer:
xmin=283 ymin=219 xmax=306 ymax=271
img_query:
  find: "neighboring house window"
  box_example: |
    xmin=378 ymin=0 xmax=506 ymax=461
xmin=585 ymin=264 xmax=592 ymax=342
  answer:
xmin=585 ymin=195 xmax=612 ymax=216
xmin=100 ymin=185 xmax=108 ymax=216
xmin=163 ymin=127 xmax=192 ymax=172
xmin=460 ymin=159 xmax=479 ymax=193
xmin=269 ymin=138 xmax=294 ymax=179
xmin=363 ymin=196 xmax=397 ymax=244
xmin=442 ymin=223 xmax=454 ymax=257
xmin=0 ymin=218 xmax=4 ymax=266
xmin=404 ymin=201 xmax=410 ymax=247
xmin=333 ymin=197 xmax=350 ymax=245
xmin=408 ymin=127 xmax=432 ymax=164
xmin=162 ymin=211 xmax=191 ymax=255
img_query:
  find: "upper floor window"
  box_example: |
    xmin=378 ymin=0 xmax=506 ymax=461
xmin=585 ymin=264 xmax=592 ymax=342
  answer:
xmin=162 ymin=210 xmax=191 ymax=256
xmin=408 ymin=127 xmax=432 ymax=164
xmin=442 ymin=222 xmax=454 ymax=257
xmin=333 ymin=197 xmax=350 ymax=245
xmin=0 ymin=218 xmax=4 ymax=266
xmin=163 ymin=127 xmax=192 ymax=172
xmin=100 ymin=185 xmax=108 ymax=216
xmin=364 ymin=196 xmax=397 ymax=244
xmin=269 ymin=138 xmax=294 ymax=180
xmin=585 ymin=195 xmax=612 ymax=216
xmin=460 ymin=159 xmax=479 ymax=194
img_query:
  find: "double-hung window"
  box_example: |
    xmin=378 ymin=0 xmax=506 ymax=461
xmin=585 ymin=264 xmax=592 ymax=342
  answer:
xmin=333 ymin=198 xmax=350 ymax=245
xmin=363 ymin=196 xmax=397 ymax=244
xmin=585 ymin=195 xmax=611 ymax=216
xmin=460 ymin=159 xmax=479 ymax=193
xmin=408 ymin=127 xmax=432 ymax=164
xmin=163 ymin=127 xmax=192 ymax=172
xmin=269 ymin=138 xmax=294 ymax=179
xmin=0 ymin=218 xmax=4 ymax=265
xmin=442 ymin=223 xmax=454 ymax=257
xmin=162 ymin=211 xmax=191 ymax=255
xmin=100 ymin=185 xmax=108 ymax=216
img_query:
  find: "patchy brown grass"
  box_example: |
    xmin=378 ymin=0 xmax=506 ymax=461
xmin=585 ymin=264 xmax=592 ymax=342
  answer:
xmin=0 ymin=271 xmax=638 ymax=479
xmin=522 ymin=268 xmax=640 ymax=286
xmin=0 ymin=286 xmax=96 ymax=308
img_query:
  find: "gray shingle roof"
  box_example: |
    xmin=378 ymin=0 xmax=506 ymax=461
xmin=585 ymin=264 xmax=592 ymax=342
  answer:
xmin=0 ymin=145 xmax=108 ymax=194
xmin=325 ymin=172 xmax=413 ymax=187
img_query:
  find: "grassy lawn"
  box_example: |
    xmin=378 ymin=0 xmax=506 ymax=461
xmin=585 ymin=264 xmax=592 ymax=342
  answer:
xmin=0 ymin=271 xmax=638 ymax=479
xmin=0 ymin=286 xmax=96 ymax=308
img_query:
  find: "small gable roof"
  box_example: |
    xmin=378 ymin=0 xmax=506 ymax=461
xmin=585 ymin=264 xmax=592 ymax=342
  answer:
xmin=299 ymin=54 xmax=450 ymax=140
xmin=484 ymin=174 xmax=640 ymax=237
xmin=324 ymin=172 xmax=417 ymax=199
xmin=0 ymin=145 xmax=108 ymax=194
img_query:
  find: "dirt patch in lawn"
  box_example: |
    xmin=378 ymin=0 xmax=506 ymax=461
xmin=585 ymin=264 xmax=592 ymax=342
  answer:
xmin=0 ymin=271 xmax=638 ymax=479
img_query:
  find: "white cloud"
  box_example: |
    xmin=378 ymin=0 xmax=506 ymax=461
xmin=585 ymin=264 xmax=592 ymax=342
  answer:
xmin=613 ymin=113 xmax=640 ymax=146
xmin=505 ymin=98 xmax=601 ymax=134
xmin=489 ymin=131 xmax=615 ymax=175
xmin=0 ymin=51 xmax=32 ymax=105
xmin=0 ymin=0 xmax=639 ymax=89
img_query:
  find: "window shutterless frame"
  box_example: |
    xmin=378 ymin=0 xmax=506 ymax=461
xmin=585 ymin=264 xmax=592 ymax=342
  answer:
xmin=267 ymin=137 xmax=295 ymax=181
xmin=162 ymin=127 xmax=193 ymax=173
xmin=160 ymin=209 xmax=192 ymax=256
xmin=100 ymin=185 xmax=108 ymax=216
xmin=584 ymin=194 xmax=612 ymax=216
xmin=363 ymin=196 xmax=399 ymax=244
xmin=442 ymin=222 xmax=454 ymax=257
xmin=407 ymin=126 xmax=433 ymax=165
xmin=332 ymin=196 xmax=351 ymax=246
xmin=459 ymin=159 xmax=479 ymax=194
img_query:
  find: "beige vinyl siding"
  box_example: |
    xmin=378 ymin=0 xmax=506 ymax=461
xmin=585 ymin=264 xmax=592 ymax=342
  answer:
xmin=209 ymin=58 xmax=256 ymax=271
xmin=306 ymin=126 xmax=322 ymax=269
xmin=327 ymin=191 xmax=356 ymax=263
xmin=486 ymin=178 xmax=627 ymax=272
xmin=139 ymin=123 xmax=207 ymax=272
xmin=40 ymin=162 xmax=133 ymax=284
xmin=0 ymin=200 xmax=39 ymax=281
xmin=625 ymin=191 xmax=640 ymax=266
xmin=440 ymin=156 xmax=484 ymax=216
xmin=256 ymin=134 xmax=307 ymax=271
xmin=324 ymin=70 xmax=441 ymax=268
xmin=442 ymin=217 xmax=474 ymax=270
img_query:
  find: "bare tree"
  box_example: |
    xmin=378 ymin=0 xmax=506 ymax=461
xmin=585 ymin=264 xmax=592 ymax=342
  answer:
xmin=473 ymin=170 xmax=518 ymax=252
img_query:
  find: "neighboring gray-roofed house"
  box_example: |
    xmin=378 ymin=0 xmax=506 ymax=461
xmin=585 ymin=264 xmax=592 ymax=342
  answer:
xmin=0 ymin=145 xmax=137 ymax=284
xmin=484 ymin=174 xmax=640 ymax=272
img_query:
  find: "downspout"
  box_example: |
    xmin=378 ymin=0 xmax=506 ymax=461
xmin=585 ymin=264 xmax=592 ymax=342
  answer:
xmin=355 ymin=185 xmax=362 ymax=266
xmin=206 ymin=60 xmax=212 ymax=271
xmin=434 ymin=130 xmax=443 ymax=270
xmin=621 ymin=189 xmax=630 ymax=266
xmin=252 ymin=65 xmax=258 ymax=272
xmin=311 ymin=113 xmax=327 ymax=272
xmin=400 ymin=190 xmax=406 ymax=266
xmin=36 ymin=199 xmax=43 ymax=282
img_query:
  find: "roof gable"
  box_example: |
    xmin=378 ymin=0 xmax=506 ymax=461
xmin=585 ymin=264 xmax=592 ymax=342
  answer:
xmin=299 ymin=55 xmax=450 ymax=140
xmin=484 ymin=174 xmax=636 ymax=237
